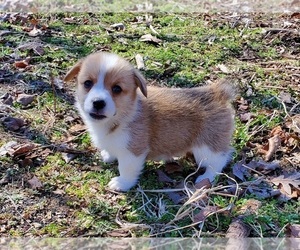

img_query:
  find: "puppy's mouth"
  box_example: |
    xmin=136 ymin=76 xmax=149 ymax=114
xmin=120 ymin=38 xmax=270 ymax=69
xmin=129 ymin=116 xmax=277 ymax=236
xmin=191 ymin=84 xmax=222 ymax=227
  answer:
xmin=89 ymin=113 xmax=107 ymax=120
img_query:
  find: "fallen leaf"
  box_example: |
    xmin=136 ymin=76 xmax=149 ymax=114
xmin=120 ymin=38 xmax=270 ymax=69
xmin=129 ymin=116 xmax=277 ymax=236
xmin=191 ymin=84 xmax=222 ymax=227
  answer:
xmin=62 ymin=153 xmax=77 ymax=163
xmin=28 ymin=26 xmax=42 ymax=37
xmin=156 ymin=170 xmax=174 ymax=183
xmin=164 ymin=162 xmax=183 ymax=174
xmin=193 ymin=206 xmax=218 ymax=223
xmin=286 ymin=224 xmax=300 ymax=237
xmin=287 ymin=115 xmax=300 ymax=133
xmin=69 ymin=124 xmax=86 ymax=135
xmin=63 ymin=17 xmax=77 ymax=24
xmin=270 ymin=173 xmax=300 ymax=195
xmin=14 ymin=60 xmax=29 ymax=69
xmin=0 ymin=141 xmax=18 ymax=156
xmin=237 ymin=199 xmax=262 ymax=215
xmin=27 ymin=176 xmax=43 ymax=189
xmin=16 ymin=93 xmax=35 ymax=106
xmin=239 ymin=112 xmax=253 ymax=122
xmin=279 ymin=91 xmax=292 ymax=104
xmin=11 ymin=143 xmax=37 ymax=157
xmin=265 ymin=134 xmax=281 ymax=161
xmin=135 ymin=54 xmax=145 ymax=70
xmin=250 ymin=188 xmax=281 ymax=199
xmin=52 ymin=77 xmax=64 ymax=90
xmin=110 ymin=23 xmax=125 ymax=31
xmin=17 ymin=42 xmax=45 ymax=55
xmin=1 ymin=116 xmax=25 ymax=131
xmin=291 ymin=13 xmax=300 ymax=19
xmin=195 ymin=178 xmax=211 ymax=189
xmin=140 ymin=34 xmax=162 ymax=45
xmin=1 ymin=93 xmax=13 ymax=106
xmin=232 ymin=161 xmax=250 ymax=181
xmin=166 ymin=191 xmax=185 ymax=205
xmin=19 ymin=158 xmax=33 ymax=168
xmin=217 ymin=64 xmax=231 ymax=74
xmin=248 ymin=160 xmax=280 ymax=174
xmin=226 ymin=219 xmax=251 ymax=237
xmin=53 ymin=189 xmax=66 ymax=195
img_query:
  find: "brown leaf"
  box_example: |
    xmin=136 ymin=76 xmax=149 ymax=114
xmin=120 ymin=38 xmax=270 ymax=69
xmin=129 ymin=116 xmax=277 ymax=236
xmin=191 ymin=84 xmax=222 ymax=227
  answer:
xmin=140 ymin=34 xmax=162 ymax=45
xmin=164 ymin=162 xmax=183 ymax=174
xmin=11 ymin=143 xmax=37 ymax=157
xmin=16 ymin=93 xmax=35 ymax=106
xmin=226 ymin=219 xmax=251 ymax=237
xmin=19 ymin=158 xmax=33 ymax=168
xmin=265 ymin=134 xmax=281 ymax=161
xmin=279 ymin=91 xmax=292 ymax=104
xmin=232 ymin=161 xmax=249 ymax=181
xmin=69 ymin=124 xmax=86 ymax=135
xmin=1 ymin=116 xmax=25 ymax=131
xmin=248 ymin=160 xmax=280 ymax=174
xmin=1 ymin=93 xmax=13 ymax=106
xmin=195 ymin=178 xmax=212 ymax=189
xmin=166 ymin=191 xmax=185 ymax=205
xmin=27 ymin=176 xmax=43 ymax=189
xmin=270 ymin=173 xmax=300 ymax=195
xmin=250 ymin=188 xmax=281 ymax=199
xmin=286 ymin=224 xmax=300 ymax=238
xmin=14 ymin=60 xmax=29 ymax=69
xmin=156 ymin=170 xmax=173 ymax=183
xmin=193 ymin=206 xmax=218 ymax=223
xmin=239 ymin=112 xmax=253 ymax=122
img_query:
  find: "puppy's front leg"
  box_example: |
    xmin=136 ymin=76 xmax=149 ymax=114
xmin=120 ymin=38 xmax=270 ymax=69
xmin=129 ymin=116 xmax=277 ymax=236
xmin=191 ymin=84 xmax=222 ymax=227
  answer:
xmin=108 ymin=152 xmax=146 ymax=191
xmin=100 ymin=150 xmax=117 ymax=163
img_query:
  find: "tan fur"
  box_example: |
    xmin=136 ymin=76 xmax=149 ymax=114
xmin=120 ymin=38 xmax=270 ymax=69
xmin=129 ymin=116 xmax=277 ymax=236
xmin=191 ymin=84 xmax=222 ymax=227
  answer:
xmin=64 ymin=51 xmax=236 ymax=191
xmin=128 ymin=82 xmax=235 ymax=159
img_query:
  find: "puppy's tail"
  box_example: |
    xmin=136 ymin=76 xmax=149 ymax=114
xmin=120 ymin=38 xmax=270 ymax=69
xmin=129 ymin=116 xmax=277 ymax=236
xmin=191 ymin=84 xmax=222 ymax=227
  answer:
xmin=211 ymin=78 xmax=237 ymax=102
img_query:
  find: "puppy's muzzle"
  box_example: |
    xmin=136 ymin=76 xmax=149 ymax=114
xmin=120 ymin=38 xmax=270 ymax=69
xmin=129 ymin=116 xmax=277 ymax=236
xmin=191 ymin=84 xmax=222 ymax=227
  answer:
xmin=90 ymin=99 xmax=107 ymax=120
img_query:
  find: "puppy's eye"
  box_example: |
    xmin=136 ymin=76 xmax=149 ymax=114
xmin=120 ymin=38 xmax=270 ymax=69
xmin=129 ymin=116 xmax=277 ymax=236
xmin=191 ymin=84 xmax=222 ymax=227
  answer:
xmin=83 ymin=80 xmax=93 ymax=89
xmin=112 ymin=85 xmax=122 ymax=94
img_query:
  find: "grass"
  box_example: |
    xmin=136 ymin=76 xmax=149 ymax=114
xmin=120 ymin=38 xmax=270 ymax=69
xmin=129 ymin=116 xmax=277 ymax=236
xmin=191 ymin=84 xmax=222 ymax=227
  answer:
xmin=0 ymin=12 xmax=299 ymax=238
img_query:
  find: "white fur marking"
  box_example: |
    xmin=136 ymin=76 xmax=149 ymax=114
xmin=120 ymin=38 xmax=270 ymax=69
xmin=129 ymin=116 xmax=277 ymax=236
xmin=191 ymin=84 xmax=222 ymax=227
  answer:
xmin=108 ymin=151 xmax=147 ymax=191
xmin=193 ymin=145 xmax=232 ymax=183
xmin=100 ymin=150 xmax=117 ymax=163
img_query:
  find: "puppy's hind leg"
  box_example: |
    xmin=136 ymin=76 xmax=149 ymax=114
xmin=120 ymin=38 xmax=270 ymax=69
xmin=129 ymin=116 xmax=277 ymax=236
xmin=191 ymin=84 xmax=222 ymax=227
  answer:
xmin=108 ymin=151 xmax=147 ymax=191
xmin=192 ymin=145 xmax=232 ymax=183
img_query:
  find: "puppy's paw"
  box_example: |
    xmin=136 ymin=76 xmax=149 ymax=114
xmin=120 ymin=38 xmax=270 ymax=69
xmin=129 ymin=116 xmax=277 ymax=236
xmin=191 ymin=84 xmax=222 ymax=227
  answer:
xmin=195 ymin=172 xmax=216 ymax=184
xmin=101 ymin=150 xmax=117 ymax=163
xmin=108 ymin=177 xmax=136 ymax=192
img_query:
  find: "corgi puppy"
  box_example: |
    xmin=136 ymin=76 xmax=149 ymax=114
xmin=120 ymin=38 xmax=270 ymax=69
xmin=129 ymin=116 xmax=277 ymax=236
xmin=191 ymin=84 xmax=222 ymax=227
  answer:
xmin=64 ymin=52 xmax=235 ymax=191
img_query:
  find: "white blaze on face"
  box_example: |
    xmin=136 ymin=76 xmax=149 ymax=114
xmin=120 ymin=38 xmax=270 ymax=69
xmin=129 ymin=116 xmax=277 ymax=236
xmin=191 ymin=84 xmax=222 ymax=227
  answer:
xmin=83 ymin=53 xmax=120 ymax=120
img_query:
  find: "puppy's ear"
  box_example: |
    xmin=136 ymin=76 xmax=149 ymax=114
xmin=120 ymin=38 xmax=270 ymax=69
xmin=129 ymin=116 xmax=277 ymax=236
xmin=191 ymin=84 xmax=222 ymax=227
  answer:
xmin=133 ymin=69 xmax=147 ymax=97
xmin=64 ymin=59 xmax=83 ymax=82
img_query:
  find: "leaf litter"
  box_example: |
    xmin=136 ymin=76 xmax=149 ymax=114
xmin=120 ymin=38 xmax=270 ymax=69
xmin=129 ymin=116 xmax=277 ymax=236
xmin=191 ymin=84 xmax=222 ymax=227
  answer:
xmin=0 ymin=11 xmax=299 ymax=238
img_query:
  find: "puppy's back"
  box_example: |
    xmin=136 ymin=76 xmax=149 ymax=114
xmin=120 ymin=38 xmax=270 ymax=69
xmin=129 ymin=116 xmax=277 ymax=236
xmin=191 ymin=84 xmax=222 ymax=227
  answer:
xmin=141 ymin=81 xmax=235 ymax=159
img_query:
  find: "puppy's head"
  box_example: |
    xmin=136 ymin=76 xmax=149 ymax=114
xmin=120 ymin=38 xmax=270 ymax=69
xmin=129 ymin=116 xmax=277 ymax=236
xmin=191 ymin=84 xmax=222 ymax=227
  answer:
xmin=64 ymin=52 xmax=147 ymax=122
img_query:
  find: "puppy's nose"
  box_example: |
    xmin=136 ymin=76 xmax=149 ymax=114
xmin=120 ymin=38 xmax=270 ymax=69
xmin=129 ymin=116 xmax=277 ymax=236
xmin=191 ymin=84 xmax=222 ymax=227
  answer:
xmin=93 ymin=100 xmax=106 ymax=110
